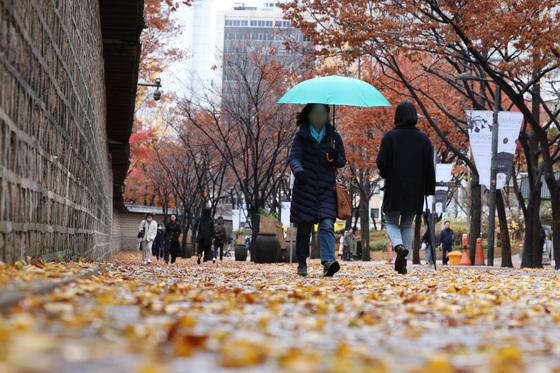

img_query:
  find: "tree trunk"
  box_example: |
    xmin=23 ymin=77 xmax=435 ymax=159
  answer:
xmin=359 ymin=190 xmax=370 ymax=261
xmin=468 ymin=177 xmax=482 ymax=264
xmin=310 ymin=230 xmax=320 ymax=259
xmin=250 ymin=209 xmax=260 ymax=262
xmin=496 ymin=190 xmax=513 ymax=267
xmin=550 ymin=184 xmax=560 ymax=269
xmin=412 ymin=214 xmax=422 ymax=264
xmin=521 ymin=183 xmax=542 ymax=268
xmin=346 ymin=189 xmax=354 ymax=230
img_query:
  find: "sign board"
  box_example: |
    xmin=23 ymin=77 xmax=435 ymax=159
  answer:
xmin=280 ymin=201 xmax=291 ymax=228
xmin=466 ymin=110 xmax=523 ymax=189
xmin=232 ymin=209 xmax=240 ymax=232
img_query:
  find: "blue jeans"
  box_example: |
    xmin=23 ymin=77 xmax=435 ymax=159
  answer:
xmin=385 ymin=211 xmax=415 ymax=251
xmin=296 ymin=219 xmax=336 ymax=265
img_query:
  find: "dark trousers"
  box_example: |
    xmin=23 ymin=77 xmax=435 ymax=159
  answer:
xmin=442 ymin=245 xmax=451 ymax=265
xmin=214 ymin=241 xmax=224 ymax=260
xmin=296 ymin=219 xmax=335 ymax=265
xmin=154 ymin=243 xmax=164 ymax=260
xmin=198 ymin=243 xmax=212 ymax=262
xmin=165 ymin=239 xmax=179 ymax=264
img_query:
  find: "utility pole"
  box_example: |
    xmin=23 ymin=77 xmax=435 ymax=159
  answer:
xmin=486 ymin=85 xmax=501 ymax=266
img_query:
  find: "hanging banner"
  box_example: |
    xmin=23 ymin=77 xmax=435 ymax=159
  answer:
xmin=232 ymin=209 xmax=240 ymax=232
xmin=466 ymin=110 xmax=523 ymax=189
xmin=280 ymin=201 xmax=291 ymax=228
xmin=435 ymin=187 xmax=447 ymax=214
xmin=436 ymin=163 xmax=454 ymax=183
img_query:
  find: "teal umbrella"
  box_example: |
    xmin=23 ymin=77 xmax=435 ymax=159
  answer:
xmin=277 ymin=75 xmax=391 ymax=107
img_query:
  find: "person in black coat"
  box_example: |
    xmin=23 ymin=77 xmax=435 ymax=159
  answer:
xmin=196 ymin=208 xmax=214 ymax=264
xmin=439 ymin=220 xmax=454 ymax=265
xmin=289 ymin=103 xmax=346 ymax=277
xmin=165 ymin=214 xmax=181 ymax=264
xmin=153 ymin=224 xmax=166 ymax=261
xmin=376 ymin=100 xmax=436 ymax=274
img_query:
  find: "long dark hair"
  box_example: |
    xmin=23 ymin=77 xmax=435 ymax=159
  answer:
xmin=296 ymin=103 xmax=330 ymax=127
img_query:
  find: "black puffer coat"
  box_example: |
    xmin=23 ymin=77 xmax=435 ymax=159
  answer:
xmin=289 ymin=123 xmax=346 ymax=224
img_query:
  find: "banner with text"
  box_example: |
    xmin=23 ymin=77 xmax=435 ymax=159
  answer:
xmin=466 ymin=110 xmax=523 ymax=189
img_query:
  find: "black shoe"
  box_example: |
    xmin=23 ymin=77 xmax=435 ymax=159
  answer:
xmin=297 ymin=262 xmax=308 ymax=276
xmin=197 ymin=256 xmax=201 ymax=265
xmin=394 ymin=245 xmax=408 ymax=274
xmin=323 ymin=260 xmax=340 ymax=277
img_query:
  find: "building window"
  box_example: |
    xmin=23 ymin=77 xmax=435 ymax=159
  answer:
xmin=250 ymin=20 xmax=258 ymax=26
xmin=241 ymin=20 xmax=248 ymax=26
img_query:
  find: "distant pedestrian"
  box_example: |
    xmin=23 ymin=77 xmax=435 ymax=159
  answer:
xmin=376 ymin=101 xmax=436 ymax=274
xmin=213 ymin=216 xmax=227 ymax=262
xmin=138 ymin=213 xmax=158 ymax=265
xmin=245 ymin=235 xmax=252 ymax=259
xmin=196 ymin=208 xmax=214 ymax=264
xmin=354 ymin=229 xmax=362 ymax=259
xmin=343 ymin=228 xmax=355 ymax=261
xmin=439 ymin=221 xmax=454 ymax=265
xmin=421 ymin=229 xmax=433 ymax=265
xmin=289 ymin=103 xmax=346 ymax=277
xmin=338 ymin=234 xmax=344 ymax=259
xmin=153 ymin=224 xmax=166 ymax=261
xmin=165 ymin=214 xmax=181 ymax=264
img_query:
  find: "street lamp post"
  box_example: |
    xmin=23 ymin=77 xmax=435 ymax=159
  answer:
xmin=456 ymin=73 xmax=501 ymax=266
xmin=138 ymin=78 xmax=162 ymax=101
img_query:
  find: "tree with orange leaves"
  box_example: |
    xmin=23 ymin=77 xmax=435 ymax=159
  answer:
xmin=281 ymin=0 xmax=560 ymax=267
xmin=180 ymin=47 xmax=299 ymax=246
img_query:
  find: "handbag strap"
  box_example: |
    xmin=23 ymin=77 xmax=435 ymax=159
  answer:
xmin=328 ymin=130 xmax=338 ymax=177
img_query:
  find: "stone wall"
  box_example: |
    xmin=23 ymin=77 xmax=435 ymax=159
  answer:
xmin=0 ymin=0 xmax=113 ymax=262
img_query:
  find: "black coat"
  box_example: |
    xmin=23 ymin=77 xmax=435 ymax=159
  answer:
xmin=165 ymin=221 xmax=181 ymax=243
xmin=197 ymin=216 xmax=214 ymax=247
xmin=153 ymin=229 xmax=165 ymax=254
xmin=289 ymin=123 xmax=346 ymax=224
xmin=376 ymin=126 xmax=436 ymax=214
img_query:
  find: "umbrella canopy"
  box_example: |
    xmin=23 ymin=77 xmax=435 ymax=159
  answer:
xmin=277 ymin=75 xmax=391 ymax=107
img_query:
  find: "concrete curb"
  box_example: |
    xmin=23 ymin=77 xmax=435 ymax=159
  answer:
xmin=0 ymin=265 xmax=102 ymax=312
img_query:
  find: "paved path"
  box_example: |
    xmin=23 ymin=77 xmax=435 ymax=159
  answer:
xmin=1 ymin=252 xmax=560 ymax=372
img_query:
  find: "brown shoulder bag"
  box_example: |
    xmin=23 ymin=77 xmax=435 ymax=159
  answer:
xmin=328 ymin=132 xmax=352 ymax=220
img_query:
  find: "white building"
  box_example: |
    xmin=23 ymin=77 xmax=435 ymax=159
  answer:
xmin=188 ymin=0 xmax=307 ymax=103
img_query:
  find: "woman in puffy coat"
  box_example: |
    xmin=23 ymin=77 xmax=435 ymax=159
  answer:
xmin=289 ymin=103 xmax=346 ymax=277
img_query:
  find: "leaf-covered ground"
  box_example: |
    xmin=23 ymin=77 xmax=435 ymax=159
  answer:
xmin=1 ymin=251 xmax=560 ymax=372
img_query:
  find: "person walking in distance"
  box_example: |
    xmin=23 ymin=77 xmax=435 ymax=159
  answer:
xmin=153 ymin=224 xmax=166 ymax=261
xmin=289 ymin=103 xmax=346 ymax=277
xmin=421 ymin=228 xmax=433 ymax=265
xmin=213 ymin=216 xmax=227 ymax=262
xmin=196 ymin=208 xmax=214 ymax=264
xmin=343 ymin=228 xmax=355 ymax=261
xmin=376 ymin=101 xmax=436 ymax=274
xmin=165 ymin=214 xmax=181 ymax=264
xmin=138 ymin=213 xmax=158 ymax=265
xmin=439 ymin=221 xmax=454 ymax=265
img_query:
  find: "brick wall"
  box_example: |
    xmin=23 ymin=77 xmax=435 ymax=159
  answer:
xmin=0 ymin=0 xmax=114 ymax=262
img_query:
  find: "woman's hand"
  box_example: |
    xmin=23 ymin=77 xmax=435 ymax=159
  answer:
xmin=295 ymin=171 xmax=308 ymax=185
xmin=326 ymin=148 xmax=337 ymax=164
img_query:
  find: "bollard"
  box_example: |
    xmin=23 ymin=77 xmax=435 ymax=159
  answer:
xmin=474 ymin=237 xmax=485 ymax=265
xmin=386 ymin=240 xmax=393 ymax=264
xmin=460 ymin=233 xmax=472 ymax=266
